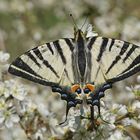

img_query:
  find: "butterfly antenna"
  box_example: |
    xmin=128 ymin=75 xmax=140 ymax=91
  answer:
xmin=69 ymin=14 xmax=78 ymax=30
xmin=80 ymin=16 xmax=88 ymax=30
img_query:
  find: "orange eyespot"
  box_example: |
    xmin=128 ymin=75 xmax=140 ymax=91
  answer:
xmin=71 ymin=84 xmax=80 ymax=93
xmin=86 ymin=84 xmax=95 ymax=92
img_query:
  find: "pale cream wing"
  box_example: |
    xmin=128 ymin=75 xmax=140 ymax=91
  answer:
xmin=8 ymin=39 xmax=75 ymax=87
xmin=88 ymin=36 xmax=140 ymax=85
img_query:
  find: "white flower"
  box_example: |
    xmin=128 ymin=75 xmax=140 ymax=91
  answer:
xmin=0 ymin=82 xmax=10 ymax=98
xmin=0 ymin=79 xmax=28 ymax=100
xmin=86 ymin=24 xmax=98 ymax=37
xmin=25 ymin=101 xmax=37 ymax=113
xmin=108 ymin=130 xmax=121 ymax=140
xmin=5 ymin=114 xmax=20 ymax=128
xmin=125 ymin=84 xmax=140 ymax=96
xmin=103 ymin=112 xmax=116 ymax=124
xmin=19 ymin=99 xmax=37 ymax=114
xmin=132 ymin=100 xmax=140 ymax=110
xmin=117 ymin=105 xmax=127 ymax=116
xmin=112 ymin=104 xmax=128 ymax=115
xmin=108 ymin=130 xmax=131 ymax=140
xmin=108 ymin=123 xmax=116 ymax=130
xmin=112 ymin=103 xmax=120 ymax=110
xmin=0 ymin=98 xmax=7 ymax=110
xmin=122 ymin=118 xmax=132 ymax=126
xmin=0 ymin=107 xmax=20 ymax=128
xmin=10 ymin=85 xmax=27 ymax=100
xmin=72 ymin=126 xmax=95 ymax=140
xmin=131 ymin=119 xmax=140 ymax=129
xmin=67 ymin=116 xmax=78 ymax=131
xmin=0 ymin=51 xmax=10 ymax=63
xmin=4 ymin=80 xmax=27 ymax=101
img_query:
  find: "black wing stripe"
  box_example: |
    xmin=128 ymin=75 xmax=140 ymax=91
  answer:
xmin=8 ymin=65 xmax=59 ymax=87
xmin=33 ymin=48 xmax=44 ymax=59
xmin=121 ymin=55 xmax=140 ymax=74
xmin=33 ymin=48 xmax=60 ymax=78
xmin=8 ymin=57 xmax=42 ymax=78
xmin=106 ymin=42 xmax=130 ymax=74
xmin=87 ymin=37 xmax=97 ymax=50
xmin=64 ymin=38 xmax=74 ymax=51
xmin=109 ymin=39 xmax=115 ymax=51
xmin=46 ymin=43 xmax=54 ymax=55
xmin=97 ymin=37 xmax=108 ymax=62
xmin=53 ymin=40 xmax=67 ymax=64
xmin=25 ymin=52 xmax=41 ymax=67
xmin=107 ymin=64 xmax=140 ymax=84
xmin=123 ymin=44 xmax=138 ymax=62
xmin=106 ymin=55 xmax=121 ymax=74
xmin=119 ymin=42 xmax=130 ymax=55
xmin=43 ymin=60 xmax=60 ymax=78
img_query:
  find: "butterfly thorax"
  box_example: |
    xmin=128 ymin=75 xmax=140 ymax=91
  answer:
xmin=70 ymin=29 xmax=95 ymax=102
xmin=72 ymin=29 xmax=91 ymax=84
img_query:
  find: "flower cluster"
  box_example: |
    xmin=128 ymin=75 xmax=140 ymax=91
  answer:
xmin=0 ymin=79 xmax=27 ymax=128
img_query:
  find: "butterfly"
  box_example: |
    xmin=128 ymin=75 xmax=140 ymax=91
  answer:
xmin=8 ymin=26 xmax=140 ymax=125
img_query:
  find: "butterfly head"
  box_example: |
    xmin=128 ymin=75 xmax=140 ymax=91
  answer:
xmin=74 ymin=28 xmax=86 ymax=41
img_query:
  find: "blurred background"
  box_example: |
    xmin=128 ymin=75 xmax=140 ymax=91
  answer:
xmin=0 ymin=0 xmax=140 ymax=60
xmin=0 ymin=0 xmax=140 ymax=139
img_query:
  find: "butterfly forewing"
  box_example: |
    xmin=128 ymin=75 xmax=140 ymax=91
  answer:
xmin=9 ymin=29 xmax=140 ymax=87
xmin=88 ymin=36 xmax=140 ymax=84
xmin=8 ymin=39 xmax=75 ymax=87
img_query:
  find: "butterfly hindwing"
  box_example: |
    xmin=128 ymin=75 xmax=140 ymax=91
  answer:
xmin=8 ymin=39 xmax=75 ymax=87
xmin=88 ymin=36 xmax=140 ymax=84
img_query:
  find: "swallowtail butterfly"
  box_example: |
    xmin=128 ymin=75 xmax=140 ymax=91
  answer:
xmin=8 ymin=26 xmax=140 ymax=125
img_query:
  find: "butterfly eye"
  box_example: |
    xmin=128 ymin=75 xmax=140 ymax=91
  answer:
xmin=84 ymin=88 xmax=90 ymax=94
xmin=71 ymin=84 xmax=80 ymax=93
xmin=76 ymin=88 xmax=81 ymax=94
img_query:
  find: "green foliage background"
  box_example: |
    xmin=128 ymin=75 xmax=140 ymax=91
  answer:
xmin=0 ymin=0 xmax=140 ymax=61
